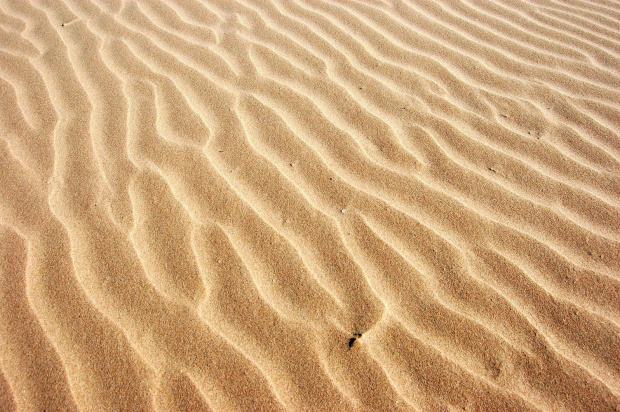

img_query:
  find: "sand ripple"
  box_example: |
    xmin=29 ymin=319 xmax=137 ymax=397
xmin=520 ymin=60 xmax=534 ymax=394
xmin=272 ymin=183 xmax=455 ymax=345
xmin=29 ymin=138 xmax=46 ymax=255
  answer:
xmin=0 ymin=0 xmax=618 ymax=410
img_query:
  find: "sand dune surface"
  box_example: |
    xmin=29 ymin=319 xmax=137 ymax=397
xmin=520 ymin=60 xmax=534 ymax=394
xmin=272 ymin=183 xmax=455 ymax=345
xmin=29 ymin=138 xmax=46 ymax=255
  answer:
xmin=0 ymin=0 xmax=619 ymax=410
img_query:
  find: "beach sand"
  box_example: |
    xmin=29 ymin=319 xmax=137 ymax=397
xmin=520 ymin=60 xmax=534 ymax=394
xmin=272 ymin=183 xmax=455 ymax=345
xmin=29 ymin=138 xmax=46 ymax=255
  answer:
xmin=0 ymin=0 xmax=619 ymax=410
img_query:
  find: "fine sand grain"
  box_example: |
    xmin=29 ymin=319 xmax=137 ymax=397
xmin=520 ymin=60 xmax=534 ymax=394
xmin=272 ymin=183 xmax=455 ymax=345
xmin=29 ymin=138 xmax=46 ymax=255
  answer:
xmin=0 ymin=0 xmax=619 ymax=411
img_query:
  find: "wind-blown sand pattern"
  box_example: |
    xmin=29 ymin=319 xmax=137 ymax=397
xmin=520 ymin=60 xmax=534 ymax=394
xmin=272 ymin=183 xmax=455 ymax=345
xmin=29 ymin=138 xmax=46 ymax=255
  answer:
xmin=0 ymin=0 xmax=618 ymax=410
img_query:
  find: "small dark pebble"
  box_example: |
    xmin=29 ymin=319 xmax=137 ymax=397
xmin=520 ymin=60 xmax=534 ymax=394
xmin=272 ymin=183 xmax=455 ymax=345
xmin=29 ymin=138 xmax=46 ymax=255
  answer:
xmin=348 ymin=333 xmax=363 ymax=349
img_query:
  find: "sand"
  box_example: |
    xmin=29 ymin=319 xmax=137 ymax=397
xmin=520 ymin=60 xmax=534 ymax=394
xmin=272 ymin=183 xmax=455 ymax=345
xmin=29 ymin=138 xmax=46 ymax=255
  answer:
xmin=0 ymin=0 xmax=618 ymax=410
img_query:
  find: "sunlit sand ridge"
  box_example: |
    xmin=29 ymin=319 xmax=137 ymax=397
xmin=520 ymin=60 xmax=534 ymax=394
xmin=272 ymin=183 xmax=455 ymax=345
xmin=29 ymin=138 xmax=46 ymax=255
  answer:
xmin=0 ymin=0 xmax=619 ymax=410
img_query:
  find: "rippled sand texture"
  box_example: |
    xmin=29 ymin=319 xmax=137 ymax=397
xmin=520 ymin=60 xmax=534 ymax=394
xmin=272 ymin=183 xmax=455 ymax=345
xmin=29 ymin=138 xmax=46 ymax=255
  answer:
xmin=0 ymin=0 xmax=619 ymax=410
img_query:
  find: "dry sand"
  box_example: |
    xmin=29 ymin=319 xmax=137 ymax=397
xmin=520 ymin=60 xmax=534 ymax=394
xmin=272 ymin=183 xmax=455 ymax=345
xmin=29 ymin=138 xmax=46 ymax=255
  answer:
xmin=0 ymin=0 xmax=619 ymax=410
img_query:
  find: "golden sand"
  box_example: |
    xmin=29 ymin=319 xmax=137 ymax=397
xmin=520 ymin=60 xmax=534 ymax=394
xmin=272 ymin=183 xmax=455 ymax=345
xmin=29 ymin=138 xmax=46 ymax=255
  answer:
xmin=0 ymin=0 xmax=618 ymax=410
